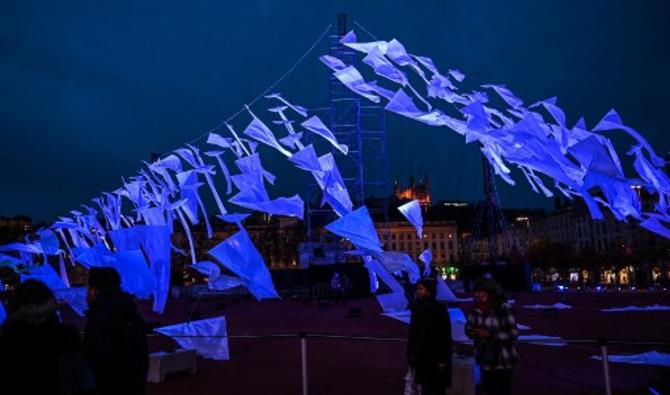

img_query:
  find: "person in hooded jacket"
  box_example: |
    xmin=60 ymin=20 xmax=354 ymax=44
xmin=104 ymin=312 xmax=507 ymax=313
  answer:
xmin=0 ymin=279 xmax=96 ymax=395
xmin=84 ymin=267 xmax=148 ymax=395
xmin=407 ymin=278 xmax=452 ymax=395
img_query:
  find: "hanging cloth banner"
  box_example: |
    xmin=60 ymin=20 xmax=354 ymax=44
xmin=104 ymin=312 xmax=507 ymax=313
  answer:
xmin=397 ymin=200 xmax=424 ymax=239
xmin=208 ymin=229 xmax=279 ymax=300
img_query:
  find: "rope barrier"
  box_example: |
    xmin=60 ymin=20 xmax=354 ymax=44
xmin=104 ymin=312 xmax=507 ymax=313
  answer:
xmin=141 ymin=328 xmax=668 ymax=393
xmin=143 ymin=331 xmax=670 ymax=347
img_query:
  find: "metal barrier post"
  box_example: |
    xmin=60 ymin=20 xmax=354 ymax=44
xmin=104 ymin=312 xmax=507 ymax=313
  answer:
xmin=598 ymin=338 xmax=612 ymax=395
xmin=300 ymin=332 xmax=308 ymax=395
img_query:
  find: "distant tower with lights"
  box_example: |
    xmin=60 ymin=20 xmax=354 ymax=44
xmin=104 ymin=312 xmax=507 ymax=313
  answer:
xmin=468 ymin=156 xmax=515 ymax=263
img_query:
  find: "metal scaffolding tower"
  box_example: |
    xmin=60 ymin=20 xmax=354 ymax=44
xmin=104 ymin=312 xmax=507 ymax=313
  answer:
xmin=469 ymin=155 xmax=515 ymax=263
xmin=305 ymin=13 xmax=390 ymax=264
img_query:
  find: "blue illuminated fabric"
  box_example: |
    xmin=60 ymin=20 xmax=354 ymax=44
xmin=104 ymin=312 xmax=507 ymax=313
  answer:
xmin=0 ymin=300 xmax=6 ymax=325
xmin=135 ymin=225 xmax=172 ymax=313
xmin=243 ymin=107 xmax=292 ymax=157
xmin=325 ymin=206 xmax=382 ymax=253
xmin=0 ymin=253 xmax=21 ymax=268
xmin=324 ymin=31 xmax=670 ymax=239
xmin=208 ymin=230 xmax=279 ymax=300
xmin=377 ymin=251 xmax=420 ymax=284
xmin=21 ymin=264 xmax=67 ymax=291
xmin=191 ymin=261 xmax=221 ymax=279
xmin=208 ymin=274 xmax=245 ymax=291
xmin=375 ymin=292 xmax=407 ymax=313
xmin=364 ymin=257 xmax=404 ymax=294
xmin=37 ymin=229 xmax=61 ymax=256
xmin=112 ymin=250 xmax=156 ymax=299
xmin=289 ymin=144 xmax=322 ymax=172
xmin=301 ymin=116 xmax=348 ymax=155
xmin=418 ymin=249 xmax=432 ymax=277
xmin=397 ymin=200 xmax=423 ymax=238
xmin=12 ymin=28 xmax=670 ymax=323
xmin=54 ymin=287 xmax=88 ymax=316
xmin=155 ymin=316 xmax=230 ymax=361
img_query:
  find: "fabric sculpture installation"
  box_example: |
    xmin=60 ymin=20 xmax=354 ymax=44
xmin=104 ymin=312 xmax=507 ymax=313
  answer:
xmin=1 ymin=29 xmax=668 ymax=323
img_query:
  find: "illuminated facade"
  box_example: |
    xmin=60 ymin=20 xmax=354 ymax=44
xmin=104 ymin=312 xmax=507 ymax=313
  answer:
xmin=394 ymin=175 xmax=431 ymax=207
xmin=377 ymin=221 xmax=458 ymax=265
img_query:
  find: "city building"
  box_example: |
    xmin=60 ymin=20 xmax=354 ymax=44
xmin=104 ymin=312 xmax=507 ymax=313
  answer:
xmin=172 ymin=213 xmax=304 ymax=284
xmin=0 ymin=215 xmax=32 ymax=244
xmin=520 ymin=192 xmax=670 ymax=285
xmin=0 ymin=215 xmax=31 ymax=231
xmin=376 ymin=221 xmax=459 ymax=266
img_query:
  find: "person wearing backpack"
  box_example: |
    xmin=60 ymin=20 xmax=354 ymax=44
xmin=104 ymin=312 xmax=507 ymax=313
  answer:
xmin=84 ymin=267 xmax=148 ymax=395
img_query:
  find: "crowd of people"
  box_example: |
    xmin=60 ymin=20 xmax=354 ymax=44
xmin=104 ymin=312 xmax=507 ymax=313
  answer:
xmin=0 ymin=268 xmax=149 ymax=395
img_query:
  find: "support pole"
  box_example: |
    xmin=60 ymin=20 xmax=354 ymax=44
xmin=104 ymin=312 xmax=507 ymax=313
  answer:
xmin=300 ymin=332 xmax=308 ymax=395
xmin=598 ymin=338 xmax=612 ymax=395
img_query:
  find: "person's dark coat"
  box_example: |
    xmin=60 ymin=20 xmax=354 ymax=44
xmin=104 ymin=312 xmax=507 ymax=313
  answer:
xmin=407 ymin=298 xmax=453 ymax=387
xmin=0 ymin=298 xmax=96 ymax=395
xmin=84 ymin=290 xmax=148 ymax=395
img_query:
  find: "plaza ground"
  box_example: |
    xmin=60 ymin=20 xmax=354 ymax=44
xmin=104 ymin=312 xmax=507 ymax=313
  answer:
xmin=62 ymin=291 xmax=670 ymax=394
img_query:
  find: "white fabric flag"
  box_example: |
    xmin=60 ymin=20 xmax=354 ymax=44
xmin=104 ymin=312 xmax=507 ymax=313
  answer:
xmin=397 ymin=200 xmax=423 ymax=238
xmin=325 ymin=206 xmax=383 ymax=253
xmin=301 ymin=116 xmax=348 ymax=155
xmin=155 ymin=316 xmax=230 ymax=361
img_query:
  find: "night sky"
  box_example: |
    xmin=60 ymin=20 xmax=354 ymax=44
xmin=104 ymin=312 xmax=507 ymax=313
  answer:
xmin=2 ymin=0 xmax=670 ymax=222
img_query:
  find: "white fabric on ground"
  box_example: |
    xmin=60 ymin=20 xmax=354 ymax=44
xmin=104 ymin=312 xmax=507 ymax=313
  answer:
xmin=518 ymin=335 xmax=566 ymax=347
xmin=601 ymin=304 xmax=670 ymax=312
xmin=382 ymin=308 xmax=563 ymax=347
xmin=522 ymin=303 xmax=572 ymax=309
xmin=591 ymin=351 xmax=670 ymax=367
xmin=154 ymin=316 xmax=230 ymax=361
